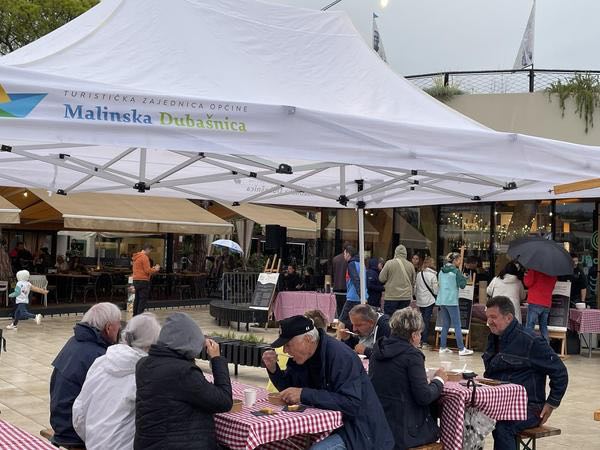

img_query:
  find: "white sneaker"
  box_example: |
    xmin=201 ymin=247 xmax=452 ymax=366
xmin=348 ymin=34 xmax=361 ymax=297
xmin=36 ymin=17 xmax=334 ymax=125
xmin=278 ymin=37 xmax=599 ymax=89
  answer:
xmin=35 ymin=314 xmax=42 ymax=325
xmin=6 ymin=324 xmax=17 ymax=330
xmin=459 ymin=348 xmax=474 ymax=356
xmin=439 ymin=347 xmax=453 ymax=354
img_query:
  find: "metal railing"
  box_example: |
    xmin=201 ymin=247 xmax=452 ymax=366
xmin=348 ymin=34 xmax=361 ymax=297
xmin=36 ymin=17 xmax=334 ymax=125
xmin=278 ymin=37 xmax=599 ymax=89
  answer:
xmin=405 ymin=69 xmax=600 ymax=95
xmin=221 ymin=272 xmax=260 ymax=304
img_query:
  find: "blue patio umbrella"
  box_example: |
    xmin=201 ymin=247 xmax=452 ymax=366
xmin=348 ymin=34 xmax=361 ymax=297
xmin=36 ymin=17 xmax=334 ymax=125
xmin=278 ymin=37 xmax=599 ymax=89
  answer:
xmin=211 ymin=239 xmax=243 ymax=254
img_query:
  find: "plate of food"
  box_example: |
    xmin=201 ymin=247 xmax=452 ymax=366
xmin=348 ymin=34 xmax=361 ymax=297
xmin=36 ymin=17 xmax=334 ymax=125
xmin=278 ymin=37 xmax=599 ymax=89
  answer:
xmin=283 ymin=404 xmax=307 ymax=412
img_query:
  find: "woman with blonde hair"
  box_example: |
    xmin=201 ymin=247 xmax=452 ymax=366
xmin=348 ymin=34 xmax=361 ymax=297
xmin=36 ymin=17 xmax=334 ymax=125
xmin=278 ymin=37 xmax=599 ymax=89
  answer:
xmin=414 ymin=256 xmax=438 ymax=347
xmin=436 ymin=252 xmax=473 ymax=356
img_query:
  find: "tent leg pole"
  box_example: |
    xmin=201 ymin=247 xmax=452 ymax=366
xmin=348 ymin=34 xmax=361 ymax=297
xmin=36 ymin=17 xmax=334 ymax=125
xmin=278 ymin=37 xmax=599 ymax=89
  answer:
xmin=358 ymin=208 xmax=366 ymax=304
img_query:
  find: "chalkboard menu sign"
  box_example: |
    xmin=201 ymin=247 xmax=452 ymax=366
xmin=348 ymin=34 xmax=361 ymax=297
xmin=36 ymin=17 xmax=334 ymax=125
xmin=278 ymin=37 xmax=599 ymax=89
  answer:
xmin=250 ymin=273 xmax=280 ymax=310
xmin=435 ymin=291 xmax=474 ymax=335
xmin=548 ymin=281 xmax=571 ymax=331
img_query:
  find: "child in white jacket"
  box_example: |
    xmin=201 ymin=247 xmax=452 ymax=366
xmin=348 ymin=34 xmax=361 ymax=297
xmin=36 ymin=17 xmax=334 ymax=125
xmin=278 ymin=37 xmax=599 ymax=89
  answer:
xmin=487 ymin=261 xmax=526 ymax=323
xmin=6 ymin=270 xmax=47 ymax=330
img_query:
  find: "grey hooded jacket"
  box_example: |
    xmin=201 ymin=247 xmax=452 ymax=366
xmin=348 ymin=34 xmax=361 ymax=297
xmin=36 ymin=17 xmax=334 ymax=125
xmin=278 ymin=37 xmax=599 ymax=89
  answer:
xmin=379 ymin=245 xmax=416 ymax=300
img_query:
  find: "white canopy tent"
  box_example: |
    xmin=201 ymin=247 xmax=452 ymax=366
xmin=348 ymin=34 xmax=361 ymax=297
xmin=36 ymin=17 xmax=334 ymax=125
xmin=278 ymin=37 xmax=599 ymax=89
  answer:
xmin=2 ymin=0 xmax=600 ymax=301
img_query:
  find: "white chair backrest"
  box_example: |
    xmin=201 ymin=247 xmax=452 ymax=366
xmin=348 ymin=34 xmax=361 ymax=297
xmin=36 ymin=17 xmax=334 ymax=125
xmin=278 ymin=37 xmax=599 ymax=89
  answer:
xmin=29 ymin=275 xmax=48 ymax=290
xmin=0 ymin=281 xmax=7 ymax=291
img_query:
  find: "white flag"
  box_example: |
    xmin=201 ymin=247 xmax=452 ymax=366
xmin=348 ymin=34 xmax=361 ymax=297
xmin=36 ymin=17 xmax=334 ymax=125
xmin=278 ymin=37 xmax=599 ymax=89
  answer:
xmin=513 ymin=0 xmax=535 ymax=69
xmin=372 ymin=13 xmax=387 ymax=63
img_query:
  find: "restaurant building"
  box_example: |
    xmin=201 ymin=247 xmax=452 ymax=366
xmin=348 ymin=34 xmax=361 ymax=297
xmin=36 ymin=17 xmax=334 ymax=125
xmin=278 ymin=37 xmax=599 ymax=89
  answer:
xmin=316 ymin=77 xmax=600 ymax=305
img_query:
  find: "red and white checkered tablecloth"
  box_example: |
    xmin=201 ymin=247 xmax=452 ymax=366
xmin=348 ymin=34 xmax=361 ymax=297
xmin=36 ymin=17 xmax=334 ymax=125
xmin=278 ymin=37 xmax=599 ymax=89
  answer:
xmin=439 ymin=381 xmax=528 ymax=450
xmin=569 ymin=308 xmax=600 ymax=334
xmin=206 ymin=375 xmax=343 ymax=450
xmin=0 ymin=419 xmax=56 ymax=450
xmin=273 ymin=292 xmax=337 ymax=323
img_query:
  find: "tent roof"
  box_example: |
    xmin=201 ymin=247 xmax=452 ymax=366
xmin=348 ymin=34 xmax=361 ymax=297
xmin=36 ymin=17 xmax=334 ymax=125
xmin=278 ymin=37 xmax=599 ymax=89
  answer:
xmin=19 ymin=189 xmax=232 ymax=234
xmin=210 ymin=202 xmax=317 ymax=239
xmin=0 ymin=0 xmax=599 ymax=208
xmin=0 ymin=0 xmax=481 ymax=131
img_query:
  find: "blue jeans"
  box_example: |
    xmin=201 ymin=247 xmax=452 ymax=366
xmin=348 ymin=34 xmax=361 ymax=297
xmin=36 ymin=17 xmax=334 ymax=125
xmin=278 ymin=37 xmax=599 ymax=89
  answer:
xmin=493 ymin=405 xmax=541 ymax=450
xmin=419 ymin=304 xmax=435 ymax=345
xmin=12 ymin=303 xmax=35 ymax=326
xmin=384 ymin=299 xmax=411 ymax=317
xmin=526 ymin=304 xmax=550 ymax=341
xmin=439 ymin=305 xmax=464 ymax=350
xmin=311 ymin=432 xmax=346 ymax=450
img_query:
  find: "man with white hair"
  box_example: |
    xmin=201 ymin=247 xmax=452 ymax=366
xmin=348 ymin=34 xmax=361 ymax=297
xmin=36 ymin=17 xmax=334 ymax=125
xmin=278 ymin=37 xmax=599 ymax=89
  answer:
xmin=73 ymin=312 xmax=161 ymax=450
xmin=50 ymin=302 xmax=122 ymax=448
xmin=262 ymin=315 xmax=394 ymax=450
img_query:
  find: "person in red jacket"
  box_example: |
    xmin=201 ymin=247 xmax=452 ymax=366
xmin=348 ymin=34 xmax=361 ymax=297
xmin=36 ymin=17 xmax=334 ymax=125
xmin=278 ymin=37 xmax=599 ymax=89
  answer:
xmin=132 ymin=244 xmax=160 ymax=316
xmin=524 ymin=269 xmax=557 ymax=342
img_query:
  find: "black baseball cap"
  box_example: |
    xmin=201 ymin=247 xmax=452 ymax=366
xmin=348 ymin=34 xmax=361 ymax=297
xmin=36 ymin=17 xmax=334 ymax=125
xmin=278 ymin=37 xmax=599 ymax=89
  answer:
xmin=271 ymin=315 xmax=315 ymax=348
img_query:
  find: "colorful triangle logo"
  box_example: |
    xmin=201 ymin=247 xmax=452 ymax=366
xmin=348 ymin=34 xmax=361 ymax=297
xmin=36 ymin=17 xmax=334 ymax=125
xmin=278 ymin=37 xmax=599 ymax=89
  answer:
xmin=0 ymin=84 xmax=47 ymax=118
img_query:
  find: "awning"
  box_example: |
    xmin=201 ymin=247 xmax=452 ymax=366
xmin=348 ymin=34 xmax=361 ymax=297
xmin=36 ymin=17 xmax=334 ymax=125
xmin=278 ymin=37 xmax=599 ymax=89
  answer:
xmin=21 ymin=190 xmax=232 ymax=234
xmin=0 ymin=195 xmax=20 ymax=224
xmin=210 ymin=203 xmax=317 ymax=239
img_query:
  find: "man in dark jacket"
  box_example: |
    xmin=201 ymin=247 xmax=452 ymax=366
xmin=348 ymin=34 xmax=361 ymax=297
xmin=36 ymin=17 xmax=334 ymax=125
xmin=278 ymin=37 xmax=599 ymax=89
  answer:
xmin=332 ymin=245 xmax=349 ymax=317
xmin=483 ymin=296 xmax=568 ymax=450
xmin=135 ymin=312 xmax=232 ymax=450
xmin=50 ymin=302 xmax=122 ymax=447
xmin=337 ymin=304 xmax=390 ymax=359
xmin=366 ymin=257 xmax=384 ymax=309
xmin=262 ymin=315 xmax=394 ymax=450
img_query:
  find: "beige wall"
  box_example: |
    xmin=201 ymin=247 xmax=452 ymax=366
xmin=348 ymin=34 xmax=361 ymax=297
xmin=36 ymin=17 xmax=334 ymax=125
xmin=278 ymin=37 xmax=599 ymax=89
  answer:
xmin=446 ymin=92 xmax=600 ymax=146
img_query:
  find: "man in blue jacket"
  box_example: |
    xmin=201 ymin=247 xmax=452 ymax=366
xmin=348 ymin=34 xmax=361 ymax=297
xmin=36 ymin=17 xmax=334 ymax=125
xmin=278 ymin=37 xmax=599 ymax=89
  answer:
xmin=339 ymin=245 xmax=365 ymax=328
xmin=483 ymin=296 xmax=568 ymax=450
xmin=262 ymin=315 xmax=394 ymax=450
xmin=50 ymin=303 xmax=122 ymax=447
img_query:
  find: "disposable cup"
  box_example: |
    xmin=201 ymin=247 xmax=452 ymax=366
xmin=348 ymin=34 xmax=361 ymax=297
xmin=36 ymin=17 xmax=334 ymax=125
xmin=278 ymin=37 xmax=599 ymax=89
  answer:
xmin=243 ymin=388 xmax=257 ymax=407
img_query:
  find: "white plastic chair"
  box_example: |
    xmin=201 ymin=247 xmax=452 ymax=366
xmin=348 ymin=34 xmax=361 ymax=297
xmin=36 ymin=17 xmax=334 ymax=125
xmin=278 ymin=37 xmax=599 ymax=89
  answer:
xmin=29 ymin=275 xmax=48 ymax=307
xmin=0 ymin=281 xmax=8 ymax=307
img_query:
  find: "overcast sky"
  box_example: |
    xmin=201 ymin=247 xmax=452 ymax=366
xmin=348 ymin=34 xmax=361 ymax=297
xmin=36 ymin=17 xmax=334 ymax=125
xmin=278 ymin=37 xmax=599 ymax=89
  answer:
xmin=274 ymin=0 xmax=600 ymax=75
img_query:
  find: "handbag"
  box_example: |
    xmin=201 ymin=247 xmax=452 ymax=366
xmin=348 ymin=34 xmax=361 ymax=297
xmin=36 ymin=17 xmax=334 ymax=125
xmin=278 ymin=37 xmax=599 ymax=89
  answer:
xmin=462 ymin=378 xmax=496 ymax=450
xmin=420 ymin=271 xmax=437 ymax=299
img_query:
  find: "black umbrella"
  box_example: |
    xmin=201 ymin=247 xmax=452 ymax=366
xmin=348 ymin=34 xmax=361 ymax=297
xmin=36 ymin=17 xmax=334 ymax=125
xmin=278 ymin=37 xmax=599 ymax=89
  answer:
xmin=507 ymin=236 xmax=573 ymax=276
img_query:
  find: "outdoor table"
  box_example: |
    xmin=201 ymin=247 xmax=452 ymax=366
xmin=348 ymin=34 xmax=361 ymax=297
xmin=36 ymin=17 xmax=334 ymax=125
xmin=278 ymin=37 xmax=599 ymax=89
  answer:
xmin=362 ymin=360 xmax=527 ymax=450
xmin=0 ymin=419 xmax=56 ymax=449
xmin=206 ymin=375 xmax=342 ymax=450
xmin=568 ymin=308 xmax=600 ymax=357
xmin=272 ymin=291 xmax=337 ymax=323
xmin=46 ymin=273 xmax=91 ymax=303
xmin=439 ymin=381 xmax=527 ymax=450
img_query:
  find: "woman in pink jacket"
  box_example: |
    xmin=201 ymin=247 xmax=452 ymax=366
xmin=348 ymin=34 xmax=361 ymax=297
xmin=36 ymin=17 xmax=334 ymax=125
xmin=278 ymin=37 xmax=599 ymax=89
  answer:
xmin=524 ymin=269 xmax=557 ymax=341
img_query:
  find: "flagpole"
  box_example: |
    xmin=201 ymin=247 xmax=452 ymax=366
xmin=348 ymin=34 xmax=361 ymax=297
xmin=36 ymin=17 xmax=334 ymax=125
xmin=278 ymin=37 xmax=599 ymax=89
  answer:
xmin=321 ymin=0 xmax=343 ymax=11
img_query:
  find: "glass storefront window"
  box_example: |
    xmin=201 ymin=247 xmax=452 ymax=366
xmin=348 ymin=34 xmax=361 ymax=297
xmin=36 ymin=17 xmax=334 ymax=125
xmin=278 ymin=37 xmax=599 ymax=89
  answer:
xmin=555 ymin=200 xmax=597 ymax=302
xmin=394 ymin=206 xmax=438 ymax=262
xmin=494 ymin=201 xmax=551 ymax=274
xmin=439 ymin=205 xmax=491 ymax=270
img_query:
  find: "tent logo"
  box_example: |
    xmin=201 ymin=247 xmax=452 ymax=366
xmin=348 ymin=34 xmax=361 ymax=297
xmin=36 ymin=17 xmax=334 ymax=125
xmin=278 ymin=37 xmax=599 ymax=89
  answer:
xmin=0 ymin=84 xmax=47 ymax=118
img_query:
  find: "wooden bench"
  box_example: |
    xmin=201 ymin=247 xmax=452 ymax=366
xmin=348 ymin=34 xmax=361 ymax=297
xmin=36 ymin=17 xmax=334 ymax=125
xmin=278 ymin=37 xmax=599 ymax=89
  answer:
xmin=408 ymin=443 xmax=443 ymax=450
xmin=517 ymin=425 xmax=561 ymax=450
